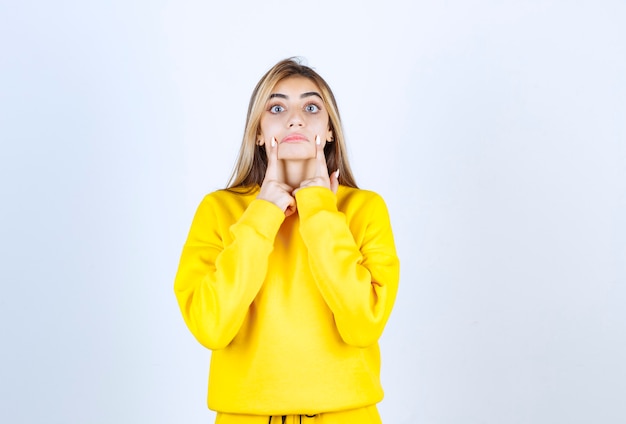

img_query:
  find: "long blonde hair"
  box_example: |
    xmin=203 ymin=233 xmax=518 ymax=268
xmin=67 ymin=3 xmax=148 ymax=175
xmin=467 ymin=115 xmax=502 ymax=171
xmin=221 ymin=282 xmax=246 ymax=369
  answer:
xmin=227 ymin=58 xmax=358 ymax=190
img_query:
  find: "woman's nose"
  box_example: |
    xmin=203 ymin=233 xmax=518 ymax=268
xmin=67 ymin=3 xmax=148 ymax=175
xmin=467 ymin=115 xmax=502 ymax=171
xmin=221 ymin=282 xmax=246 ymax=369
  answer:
xmin=287 ymin=110 xmax=305 ymax=127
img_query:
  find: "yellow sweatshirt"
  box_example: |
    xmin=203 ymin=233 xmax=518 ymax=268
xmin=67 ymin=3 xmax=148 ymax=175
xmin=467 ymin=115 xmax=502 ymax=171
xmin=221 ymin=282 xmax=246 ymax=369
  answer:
xmin=174 ymin=185 xmax=400 ymax=415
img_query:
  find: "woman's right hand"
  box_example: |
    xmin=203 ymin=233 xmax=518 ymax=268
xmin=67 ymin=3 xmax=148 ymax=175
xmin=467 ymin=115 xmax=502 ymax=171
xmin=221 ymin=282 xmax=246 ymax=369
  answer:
xmin=257 ymin=137 xmax=297 ymax=217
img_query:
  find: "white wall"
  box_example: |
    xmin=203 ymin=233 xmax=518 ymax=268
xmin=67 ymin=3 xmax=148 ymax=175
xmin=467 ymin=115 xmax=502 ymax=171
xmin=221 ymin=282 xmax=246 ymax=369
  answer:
xmin=1 ymin=1 xmax=624 ymax=423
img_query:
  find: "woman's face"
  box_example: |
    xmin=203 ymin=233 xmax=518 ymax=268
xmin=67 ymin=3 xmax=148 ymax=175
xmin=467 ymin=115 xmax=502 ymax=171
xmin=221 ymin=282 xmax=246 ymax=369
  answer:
xmin=258 ymin=76 xmax=333 ymax=161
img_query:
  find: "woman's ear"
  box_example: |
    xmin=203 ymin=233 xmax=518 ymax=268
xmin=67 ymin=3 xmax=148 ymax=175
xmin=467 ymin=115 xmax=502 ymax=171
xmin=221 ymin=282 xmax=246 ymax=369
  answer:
xmin=257 ymin=127 xmax=267 ymax=146
xmin=326 ymin=128 xmax=334 ymax=142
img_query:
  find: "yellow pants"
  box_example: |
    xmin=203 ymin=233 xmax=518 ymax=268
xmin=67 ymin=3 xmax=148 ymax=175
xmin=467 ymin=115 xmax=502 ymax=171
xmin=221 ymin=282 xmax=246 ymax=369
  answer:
xmin=215 ymin=405 xmax=381 ymax=424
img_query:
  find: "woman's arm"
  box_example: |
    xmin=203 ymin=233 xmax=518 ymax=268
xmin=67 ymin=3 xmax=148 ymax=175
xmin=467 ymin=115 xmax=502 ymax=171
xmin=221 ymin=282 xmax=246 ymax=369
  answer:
xmin=295 ymin=187 xmax=400 ymax=348
xmin=174 ymin=195 xmax=284 ymax=350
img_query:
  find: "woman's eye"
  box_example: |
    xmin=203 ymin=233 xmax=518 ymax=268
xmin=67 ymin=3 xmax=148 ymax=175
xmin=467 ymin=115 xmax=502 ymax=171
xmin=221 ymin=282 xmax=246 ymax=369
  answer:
xmin=269 ymin=105 xmax=285 ymax=113
xmin=305 ymin=104 xmax=320 ymax=113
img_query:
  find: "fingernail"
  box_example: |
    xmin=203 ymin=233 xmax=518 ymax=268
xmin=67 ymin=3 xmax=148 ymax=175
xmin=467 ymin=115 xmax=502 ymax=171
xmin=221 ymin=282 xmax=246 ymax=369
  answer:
xmin=316 ymin=135 xmax=320 ymax=145
xmin=271 ymin=137 xmax=276 ymax=147
xmin=336 ymin=169 xmax=340 ymax=178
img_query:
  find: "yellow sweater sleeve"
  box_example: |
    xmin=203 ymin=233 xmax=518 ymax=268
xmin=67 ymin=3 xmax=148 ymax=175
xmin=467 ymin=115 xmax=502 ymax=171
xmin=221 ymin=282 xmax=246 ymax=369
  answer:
xmin=295 ymin=186 xmax=400 ymax=348
xmin=174 ymin=194 xmax=285 ymax=350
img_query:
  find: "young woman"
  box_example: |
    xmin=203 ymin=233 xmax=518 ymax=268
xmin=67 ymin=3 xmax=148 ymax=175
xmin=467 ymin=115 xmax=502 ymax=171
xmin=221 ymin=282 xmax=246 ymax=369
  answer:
xmin=174 ymin=58 xmax=400 ymax=424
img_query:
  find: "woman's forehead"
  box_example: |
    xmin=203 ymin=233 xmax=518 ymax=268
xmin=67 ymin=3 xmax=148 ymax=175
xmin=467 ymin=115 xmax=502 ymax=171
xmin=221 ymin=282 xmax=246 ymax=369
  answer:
xmin=270 ymin=76 xmax=321 ymax=96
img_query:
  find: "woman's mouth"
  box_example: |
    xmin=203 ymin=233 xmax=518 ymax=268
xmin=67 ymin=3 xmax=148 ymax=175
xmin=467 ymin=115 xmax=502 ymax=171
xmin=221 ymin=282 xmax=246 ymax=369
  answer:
xmin=281 ymin=133 xmax=308 ymax=143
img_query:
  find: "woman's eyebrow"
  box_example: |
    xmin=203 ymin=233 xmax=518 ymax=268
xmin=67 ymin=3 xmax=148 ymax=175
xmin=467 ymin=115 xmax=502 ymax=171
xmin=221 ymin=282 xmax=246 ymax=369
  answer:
xmin=300 ymin=91 xmax=323 ymax=99
xmin=268 ymin=92 xmax=323 ymax=100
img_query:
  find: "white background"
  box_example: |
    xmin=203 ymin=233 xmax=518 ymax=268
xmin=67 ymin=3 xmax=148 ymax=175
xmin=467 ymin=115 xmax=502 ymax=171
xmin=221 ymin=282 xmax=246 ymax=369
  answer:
xmin=1 ymin=1 xmax=625 ymax=423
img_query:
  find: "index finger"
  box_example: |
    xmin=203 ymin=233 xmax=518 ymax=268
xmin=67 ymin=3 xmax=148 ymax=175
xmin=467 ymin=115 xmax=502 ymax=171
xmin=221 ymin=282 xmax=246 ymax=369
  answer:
xmin=315 ymin=135 xmax=329 ymax=178
xmin=265 ymin=137 xmax=278 ymax=181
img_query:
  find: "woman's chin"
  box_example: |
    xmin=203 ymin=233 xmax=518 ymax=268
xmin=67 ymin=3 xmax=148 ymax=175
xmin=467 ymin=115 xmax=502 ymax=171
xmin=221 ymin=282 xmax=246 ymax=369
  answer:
xmin=277 ymin=144 xmax=315 ymax=160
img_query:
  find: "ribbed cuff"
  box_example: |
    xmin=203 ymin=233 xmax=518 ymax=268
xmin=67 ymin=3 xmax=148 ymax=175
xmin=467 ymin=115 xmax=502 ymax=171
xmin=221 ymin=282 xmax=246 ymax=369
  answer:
xmin=235 ymin=198 xmax=285 ymax=240
xmin=294 ymin=187 xmax=337 ymax=220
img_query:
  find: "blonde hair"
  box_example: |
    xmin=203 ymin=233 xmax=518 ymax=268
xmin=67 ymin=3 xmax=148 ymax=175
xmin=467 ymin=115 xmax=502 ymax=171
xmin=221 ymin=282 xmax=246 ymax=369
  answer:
xmin=226 ymin=58 xmax=358 ymax=190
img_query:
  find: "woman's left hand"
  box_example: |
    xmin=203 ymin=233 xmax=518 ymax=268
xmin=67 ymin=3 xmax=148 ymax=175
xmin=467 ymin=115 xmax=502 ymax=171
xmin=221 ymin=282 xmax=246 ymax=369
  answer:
xmin=294 ymin=135 xmax=339 ymax=195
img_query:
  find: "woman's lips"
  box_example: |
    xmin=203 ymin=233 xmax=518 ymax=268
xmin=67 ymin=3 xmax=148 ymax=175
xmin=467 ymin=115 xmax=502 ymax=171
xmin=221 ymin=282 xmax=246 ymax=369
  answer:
xmin=281 ymin=133 xmax=308 ymax=143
